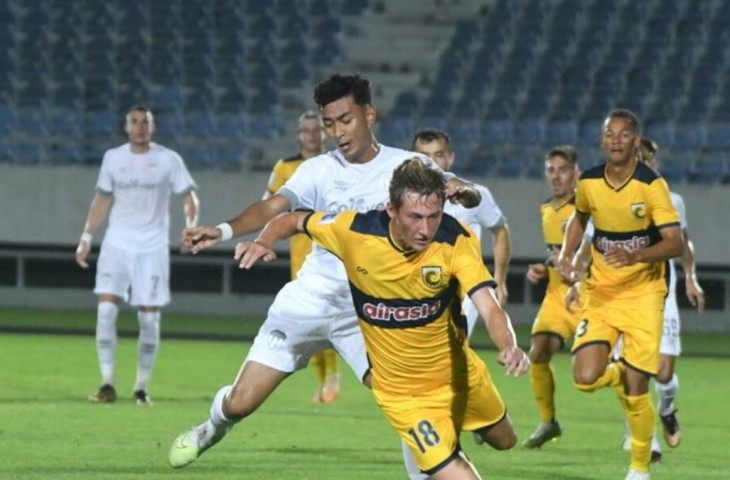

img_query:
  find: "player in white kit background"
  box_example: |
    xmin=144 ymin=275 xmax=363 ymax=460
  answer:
xmin=168 ymin=73 xmax=483 ymax=470
xmin=75 ymin=105 xmax=199 ymax=406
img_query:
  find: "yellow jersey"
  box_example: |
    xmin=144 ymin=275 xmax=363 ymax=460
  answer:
xmin=576 ymin=161 xmax=679 ymax=300
xmin=304 ymin=209 xmax=495 ymax=396
xmin=266 ymin=153 xmax=313 ymax=278
xmin=540 ymin=195 xmax=576 ymax=297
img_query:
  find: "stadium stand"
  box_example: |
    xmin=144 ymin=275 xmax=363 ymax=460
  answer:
xmin=0 ymin=0 xmax=728 ymax=183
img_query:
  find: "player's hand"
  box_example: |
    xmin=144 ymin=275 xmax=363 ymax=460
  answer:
xmin=685 ymin=276 xmax=705 ymax=313
xmin=557 ymin=254 xmax=578 ymax=283
xmin=75 ymin=241 xmax=91 ymax=268
xmin=445 ymin=182 xmax=480 ymax=208
xmin=497 ymin=346 xmax=530 ymax=377
xmin=233 ymin=240 xmax=277 ymax=269
xmin=565 ymin=283 xmax=582 ymax=313
xmin=182 ymin=226 xmax=223 ymax=254
xmin=604 ymin=245 xmax=637 ymax=268
xmin=526 ymin=263 xmax=547 ymax=284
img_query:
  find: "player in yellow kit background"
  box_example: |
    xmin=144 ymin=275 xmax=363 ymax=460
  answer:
xmin=558 ymin=109 xmax=682 ymax=480
xmin=523 ymin=145 xmax=583 ymax=448
xmin=235 ymin=158 xmax=529 ymax=479
xmin=263 ymin=110 xmax=340 ymax=403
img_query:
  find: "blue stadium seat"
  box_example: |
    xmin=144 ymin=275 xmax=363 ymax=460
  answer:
xmin=512 ymin=118 xmax=545 ymax=146
xmin=544 ymin=120 xmax=578 ymax=146
xmin=185 ymin=111 xmax=217 ymax=136
xmin=672 ymin=123 xmax=706 ymax=151
xmin=644 ymin=122 xmax=676 ymax=149
xmin=687 ymin=153 xmax=728 ymax=184
xmin=704 ymin=122 xmax=730 ymax=151
xmin=481 ymin=118 xmax=513 ymax=144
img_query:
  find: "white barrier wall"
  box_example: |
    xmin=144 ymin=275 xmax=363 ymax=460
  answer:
xmin=1 ymin=164 xmax=728 ymax=265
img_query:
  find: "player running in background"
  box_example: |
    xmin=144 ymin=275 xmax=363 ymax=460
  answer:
xmin=569 ymin=137 xmax=705 ymax=461
xmin=411 ymin=128 xmax=511 ymax=311
xmin=75 ymin=105 xmax=199 ymax=406
xmin=169 ymin=74 xmax=481 ymax=470
xmin=522 ymin=145 xmax=582 ymax=448
xmin=262 ymin=110 xmax=341 ymax=404
xmin=558 ymin=109 xmax=682 ymax=480
xmin=234 ymin=158 xmax=529 ymax=480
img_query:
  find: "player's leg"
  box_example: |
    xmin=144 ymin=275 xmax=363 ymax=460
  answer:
xmin=170 ymin=280 xmax=347 ymax=468
xmin=310 ymin=351 xmax=326 ymax=402
xmin=129 ymin=247 xmax=169 ymax=405
xmin=571 ymin=309 xmax=622 ymax=393
xmin=89 ymin=243 xmax=129 ymax=403
xmin=656 ymin=308 xmax=681 ymax=447
xmin=525 ymin=332 xmax=563 ymax=448
xmin=431 ymin=451 xmax=482 ymax=480
xmin=624 ymin=367 xmax=653 ymax=476
xmin=321 ymin=348 xmax=340 ymax=402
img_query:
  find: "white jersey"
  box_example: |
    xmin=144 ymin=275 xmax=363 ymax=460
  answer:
xmin=666 ymin=192 xmax=687 ymax=312
xmin=277 ymin=145 xmax=434 ymax=299
xmin=96 ymin=142 xmax=196 ymax=252
xmin=444 ymin=184 xmax=505 ymax=240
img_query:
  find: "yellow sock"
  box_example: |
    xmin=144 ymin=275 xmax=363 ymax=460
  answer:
xmin=575 ymin=362 xmax=625 ymax=393
xmin=530 ymin=362 xmax=555 ymax=422
xmin=323 ymin=349 xmax=338 ymax=376
xmin=626 ymin=393 xmax=654 ymax=473
xmin=310 ymin=352 xmax=326 ymax=387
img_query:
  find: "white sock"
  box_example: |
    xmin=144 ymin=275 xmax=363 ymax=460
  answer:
xmin=655 ymin=374 xmax=679 ymax=416
xmin=134 ymin=310 xmax=160 ymax=392
xmin=651 ymin=431 xmax=662 ymax=453
xmin=196 ymin=385 xmax=237 ymax=448
xmin=401 ymin=439 xmax=429 ymax=480
xmin=96 ymin=301 xmax=118 ymax=386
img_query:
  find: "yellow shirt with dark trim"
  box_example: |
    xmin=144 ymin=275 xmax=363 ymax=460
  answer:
xmin=266 ymin=153 xmax=312 ymax=278
xmin=576 ymin=161 xmax=679 ymax=300
xmin=304 ymin=209 xmax=495 ymax=396
xmin=540 ymin=195 xmax=576 ymax=298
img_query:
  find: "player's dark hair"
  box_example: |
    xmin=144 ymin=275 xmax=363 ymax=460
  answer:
xmin=546 ymin=144 xmax=578 ymax=166
xmin=604 ymin=108 xmax=642 ymax=134
xmin=389 ymin=158 xmax=446 ymax=209
xmin=126 ymin=104 xmax=152 ymax=117
xmin=314 ymin=74 xmax=371 ymax=108
xmin=411 ymin=129 xmax=452 ymax=151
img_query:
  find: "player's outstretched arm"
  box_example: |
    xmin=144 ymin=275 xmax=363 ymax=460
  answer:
xmin=234 ymin=211 xmax=309 ymax=269
xmin=75 ymin=192 xmax=112 ymax=268
xmin=182 ymin=194 xmax=291 ymax=254
xmin=471 ymin=287 xmax=529 ymax=377
xmin=491 ymin=224 xmax=511 ymax=306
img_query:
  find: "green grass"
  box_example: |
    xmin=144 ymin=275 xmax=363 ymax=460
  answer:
xmin=1 ymin=311 xmax=729 ymax=479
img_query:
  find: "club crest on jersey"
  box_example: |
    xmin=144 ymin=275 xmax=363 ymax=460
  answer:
xmin=631 ymin=203 xmax=646 ymax=220
xmin=421 ymin=266 xmax=443 ymax=288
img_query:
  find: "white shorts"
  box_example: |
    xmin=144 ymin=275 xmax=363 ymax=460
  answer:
xmin=659 ymin=298 xmax=681 ymax=356
xmin=94 ymin=242 xmax=170 ymax=307
xmin=245 ymin=278 xmax=370 ymax=382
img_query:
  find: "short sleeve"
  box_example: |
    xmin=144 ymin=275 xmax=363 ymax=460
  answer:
xmin=575 ymin=179 xmax=590 ymax=215
xmin=170 ymin=152 xmax=196 ymax=194
xmin=671 ymin=193 xmax=688 ymax=230
xmin=648 ymin=178 xmax=679 ymax=228
xmin=303 ymin=211 xmax=355 ymax=259
xmin=95 ymin=151 xmax=113 ymax=194
xmin=452 ymin=233 xmax=493 ymax=297
xmin=265 ymin=160 xmax=285 ymax=199
xmin=474 ymin=185 xmax=505 ymax=230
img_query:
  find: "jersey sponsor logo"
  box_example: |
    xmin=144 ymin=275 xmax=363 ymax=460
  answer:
xmin=114 ymin=179 xmax=159 ymax=190
xmin=362 ymin=300 xmax=441 ymax=323
xmin=421 ymin=266 xmax=444 ymax=288
xmin=594 ymin=233 xmax=650 ymax=254
xmin=325 ymin=198 xmax=387 ymax=214
xmin=631 ymin=203 xmax=646 ymax=219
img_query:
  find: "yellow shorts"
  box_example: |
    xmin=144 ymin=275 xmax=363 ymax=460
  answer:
xmin=571 ymin=293 xmax=664 ymax=375
xmin=531 ymin=286 xmax=582 ymax=343
xmin=373 ymin=351 xmax=506 ymax=475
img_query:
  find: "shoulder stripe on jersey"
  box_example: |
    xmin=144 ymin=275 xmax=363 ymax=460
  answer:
xmin=433 ymin=213 xmax=470 ymax=246
xmin=350 ymin=280 xmax=458 ymax=329
xmin=282 ymin=153 xmax=304 ymax=162
xmin=350 ymin=210 xmax=389 ymax=237
xmin=467 ymin=280 xmax=497 ymax=298
xmin=657 ymin=221 xmax=680 ymax=230
xmin=580 ymin=163 xmax=605 ymax=180
xmin=633 ymin=161 xmax=662 ymax=185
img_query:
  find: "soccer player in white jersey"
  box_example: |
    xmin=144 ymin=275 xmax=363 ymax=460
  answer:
xmin=75 ymin=105 xmax=199 ymax=405
xmin=569 ymin=138 xmax=704 ymax=463
xmin=411 ymin=128 xmax=511 ymax=312
xmin=168 ymin=74 xmax=481 ymax=469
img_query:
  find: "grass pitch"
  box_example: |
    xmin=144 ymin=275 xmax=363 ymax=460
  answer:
xmin=0 ymin=309 xmax=728 ymax=479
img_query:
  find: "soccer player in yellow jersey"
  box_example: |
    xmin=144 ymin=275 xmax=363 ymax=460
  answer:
xmin=263 ymin=110 xmax=341 ymax=404
xmin=236 ymin=159 xmax=529 ymax=480
xmin=523 ymin=145 xmax=582 ymax=448
xmin=558 ymin=109 xmax=683 ymax=480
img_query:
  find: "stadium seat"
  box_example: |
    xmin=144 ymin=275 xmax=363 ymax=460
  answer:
xmin=704 ymin=122 xmax=730 ymax=151
xmin=672 ymin=123 xmax=706 ymax=151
